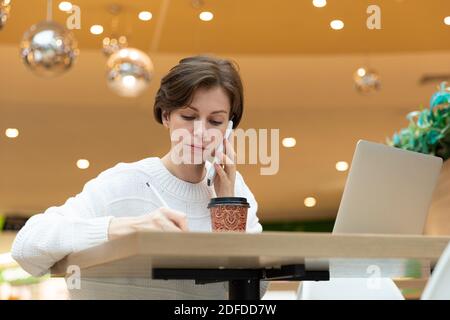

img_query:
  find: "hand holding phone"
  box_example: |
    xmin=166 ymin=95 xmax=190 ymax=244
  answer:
xmin=206 ymin=120 xmax=234 ymax=187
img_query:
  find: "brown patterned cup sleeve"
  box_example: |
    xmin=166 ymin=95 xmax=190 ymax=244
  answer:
xmin=210 ymin=204 xmax=248 ymax=232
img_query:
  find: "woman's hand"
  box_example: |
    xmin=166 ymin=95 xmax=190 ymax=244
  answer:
xmin=213 ymin=137 xmax=236 ymax=197
xmin=108 ymin=207 xmax=189 ymax=241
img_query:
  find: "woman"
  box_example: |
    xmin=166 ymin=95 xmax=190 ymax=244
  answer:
xmin=11 ymin=55 xmax=265 ymax=299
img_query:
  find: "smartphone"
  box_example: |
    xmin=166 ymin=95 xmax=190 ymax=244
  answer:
xmin=206 ymin=120 xmax=234 ymax=187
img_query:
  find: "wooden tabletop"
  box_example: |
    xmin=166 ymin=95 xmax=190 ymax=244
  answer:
xmin=50 ymin=231 xmax=450 ymax=279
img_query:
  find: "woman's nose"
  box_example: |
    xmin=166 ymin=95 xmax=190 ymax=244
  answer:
xmin=193 ymin=120 xmax=208 ymax=139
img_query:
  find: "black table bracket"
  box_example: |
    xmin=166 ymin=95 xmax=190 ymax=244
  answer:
xmin=153 ymin=264 xmax=330 ymax=300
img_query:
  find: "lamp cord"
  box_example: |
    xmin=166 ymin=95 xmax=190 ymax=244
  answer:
xmin=46 ymin=0 xmax=53 ymax=21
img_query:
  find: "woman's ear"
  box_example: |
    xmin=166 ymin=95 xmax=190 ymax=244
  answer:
xmin=162 ymin=110 xmax=170 ymax=129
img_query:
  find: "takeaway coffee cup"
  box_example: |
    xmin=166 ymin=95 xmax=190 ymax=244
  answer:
xmin=207 ymin=197 xmax=250 ymax=232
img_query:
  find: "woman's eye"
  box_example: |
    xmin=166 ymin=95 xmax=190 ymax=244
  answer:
xmin=210 ymin=120 xmax=223 ymax=126
xmin=181 ymin=115 xmax=196 ymax=121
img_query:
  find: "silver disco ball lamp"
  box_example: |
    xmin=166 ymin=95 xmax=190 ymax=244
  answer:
xmin=102 ymin=35 xmax=128 ymax=57
xmin=353 ymin=67 xmax=381 ymax=93
xmin=106 ymin=48 xmax=154 ymax=97
xmin=20 ymin=20 xmax=79 ymax=77
xmin=0 ymin=0 xmax=12 ymax=29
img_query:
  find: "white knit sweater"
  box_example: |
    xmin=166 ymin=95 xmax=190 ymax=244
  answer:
xmin=11 ymin=157 xmax=266 ymax=299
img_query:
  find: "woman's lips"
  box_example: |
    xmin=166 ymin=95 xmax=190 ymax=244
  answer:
xmin=188 ymin=144 xmax=205 ymax=150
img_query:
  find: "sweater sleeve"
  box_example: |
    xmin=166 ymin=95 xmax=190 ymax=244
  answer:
xmin=234 ymin=171 xmax=263 ymax=234
xmin=11 ymin=174 xmax=115 ymax=277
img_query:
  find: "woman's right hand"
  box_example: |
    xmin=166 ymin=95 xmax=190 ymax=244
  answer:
xmin=107 ymin=207 xmax=189 ymax=241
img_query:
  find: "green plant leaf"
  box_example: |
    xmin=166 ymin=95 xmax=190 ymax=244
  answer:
xmin=389 ymin=81 xmax=450 ymax=160
xmin=430 ymin=82 xmax=450 ymax=108
xmin=428 ymin=130 xmax=441 ymax=145
xmin=430 ymin=92 xmax=449 ymax=108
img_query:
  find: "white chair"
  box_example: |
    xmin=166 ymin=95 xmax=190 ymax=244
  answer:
xmin=297 ymin=278 xmax=404 ymax=300
xmin=421 ymin=242 xmax=450 ymax=300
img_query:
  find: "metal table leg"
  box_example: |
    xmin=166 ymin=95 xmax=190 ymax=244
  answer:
xmin=153 ymin=264 xmax=330 ymax=300
xmin=228 ymin=279 xmax=260 ymax=300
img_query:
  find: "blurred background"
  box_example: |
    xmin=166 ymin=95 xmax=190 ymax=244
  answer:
xmin=1 ymin=0 xmax=450 ymax=299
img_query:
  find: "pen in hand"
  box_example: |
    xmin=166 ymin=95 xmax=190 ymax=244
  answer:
xmin=136 ymin=181 xmax=189 ymax=232
xmin=146 ymin=181 xmax=169 ymax=208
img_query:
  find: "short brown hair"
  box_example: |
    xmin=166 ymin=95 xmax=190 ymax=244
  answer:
xmin=153 ymin=55 xmax=244 ymax=128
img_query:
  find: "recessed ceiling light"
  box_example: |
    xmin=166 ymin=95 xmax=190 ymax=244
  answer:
xmin=357 ymin=67 xmax=366 ymax=77
xmin=5 ymin=128 xmax=19 ymax=138
xmin=304 ymin=197 xmax=317 ymax=208
xmin=282 ymin=137 xmax=296 ymax=148
xmin=444 ymin=16 xmax=450 ymax=26
xmin=336 ymin=161 xmax=349 ymax=172
xmin=77 ymin=159 xmax=90 ymax=169
xmin=138 ymin=11 xmax=153 ymax=21
xmin=90 ymin=25 xmax=104 ymax=35
xmin=312 ymin=0 xmax=327 ymax=8
xmin=199 ymin=11 xmax=214 ymax=21
xmin=330 ymin=19 xmax=344 ymax=30
xmin=58 ymin=1 xmax=72 ymax=12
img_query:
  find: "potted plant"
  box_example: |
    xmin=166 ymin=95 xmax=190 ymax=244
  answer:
xmin=387 ymin=82 xmax=450 ymax=235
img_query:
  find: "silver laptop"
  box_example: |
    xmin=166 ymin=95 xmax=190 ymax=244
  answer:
xmin=333 ymin=140 xmax=443 ymax=235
